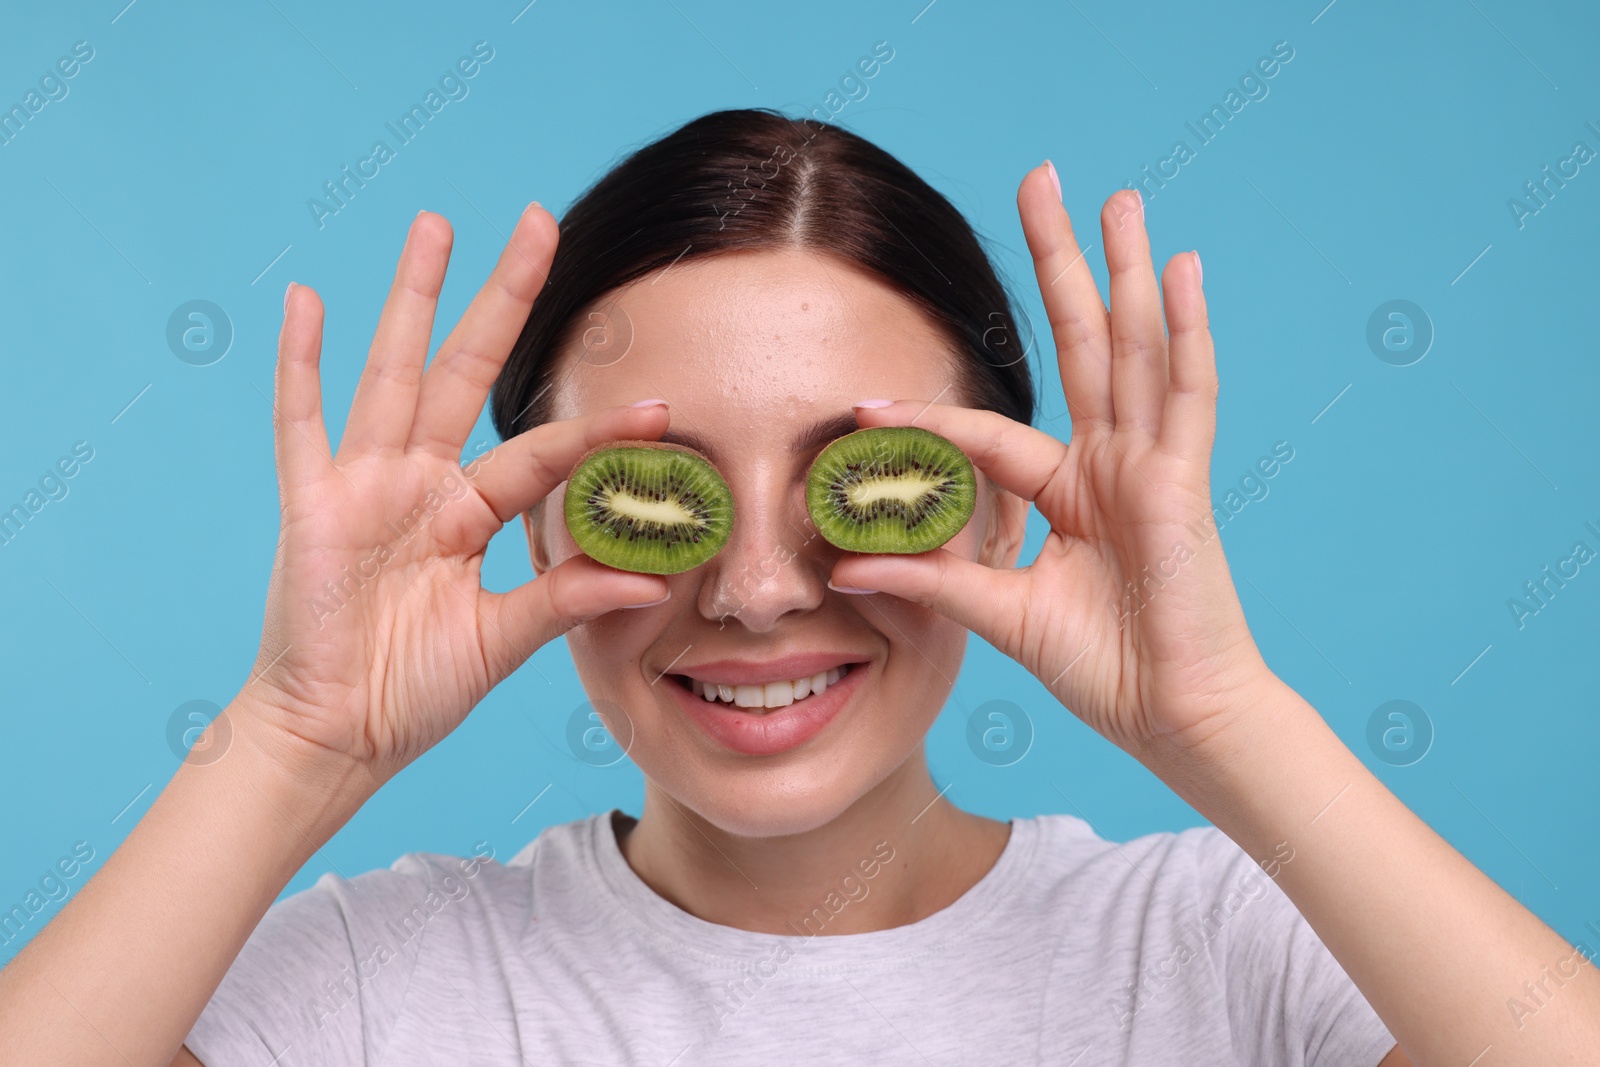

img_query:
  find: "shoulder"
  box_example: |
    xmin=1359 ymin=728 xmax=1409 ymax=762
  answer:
xmin=186 ymin=813 xmax=607 ymax=1063
xmin=1014 ymin=813 xmax=1296 ymax=970
xmin=294 ymin=809 xmax=601 ymax=914
xmin=1018 ymin=815 xmax=1392 ymax=1064
xmin=1018 ymin=812 xmax=1267 ymax=909
xmin=297 ymin=810 xmax=606 ymax=946
xmin=210 ymin=811 xmax=601 ymax=982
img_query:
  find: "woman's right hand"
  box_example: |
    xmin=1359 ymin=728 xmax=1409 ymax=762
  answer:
xmin=241 ymin=204 xmax=672 ymax=790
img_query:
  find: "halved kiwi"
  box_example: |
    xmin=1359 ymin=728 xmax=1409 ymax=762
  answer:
xmin=564 ymin=441 xmax=734 ymax=574
xmin=805 ymin=426 xmax=976 ymax=554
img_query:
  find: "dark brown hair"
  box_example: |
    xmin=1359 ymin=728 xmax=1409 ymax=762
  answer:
xmin=489 ymin=107 xmax=1034 ymax=442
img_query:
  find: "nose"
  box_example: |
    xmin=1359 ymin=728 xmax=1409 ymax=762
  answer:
xmin=698 ymin=470 xmax=827 ymax=632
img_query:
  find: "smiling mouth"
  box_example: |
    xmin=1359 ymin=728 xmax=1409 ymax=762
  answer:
xmin=671 ymin=665 xmax=856 ymax=714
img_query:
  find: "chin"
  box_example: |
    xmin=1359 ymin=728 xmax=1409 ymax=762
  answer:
xmin=643 ymin=757 xmax=897 ymax=840
xmin=676 ymin=785 xmax=858 ymax=838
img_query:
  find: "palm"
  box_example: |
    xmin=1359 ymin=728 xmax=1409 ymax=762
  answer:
xmin=1016 ymin=428 xmax=1259 ymax=752
xmin=257 ymin=452 xmax=499 ymax=772
xmin=840 ymin=175 xmax=1270 ymax=758
xmin=244 ymin=206 xmax=673 ymax=785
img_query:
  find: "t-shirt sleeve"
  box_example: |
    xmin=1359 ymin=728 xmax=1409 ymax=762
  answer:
xmin=183 ymin=854 xmax=473 ymax=1066
xmin=1190 ymin=828 xmax=1398 ymax=1067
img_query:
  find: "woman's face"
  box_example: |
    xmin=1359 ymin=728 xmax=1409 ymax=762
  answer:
xmin=530 ymin=247 xmax=1020 ymax=837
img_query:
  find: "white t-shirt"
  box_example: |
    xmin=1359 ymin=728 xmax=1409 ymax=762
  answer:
xmin=185 ymin=809 xmax=1397 ymax=1065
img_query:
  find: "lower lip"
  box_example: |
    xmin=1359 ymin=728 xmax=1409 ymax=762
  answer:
xmin=672 ymin=666 xmax=866 ymax=757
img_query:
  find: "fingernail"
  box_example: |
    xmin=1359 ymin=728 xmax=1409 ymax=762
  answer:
xmin=284 ymin=281 xmax=296 ymax=312
xmin=853 ymin=399 xmax=893 ymax=409
xmin=523 ymin=200 xmax=542 ymax=217
xmin=630 ymin=398 xmax=668 ymax=409
xmin=622 ymin=589 xmax=672 ymax=609
xmin=828 ymin=580 xmax=878 ymax=595
xmin=1192 ymin=250 xmax=1202 ymax=285
xmin=1044 ymin=159 xmax=1061 ymax=202
xmin=1133 ymin=188 xmax=1144 ymax=214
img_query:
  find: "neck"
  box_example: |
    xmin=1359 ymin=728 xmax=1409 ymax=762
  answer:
xmin=615 ymin=748 xmax=1011 ymax=936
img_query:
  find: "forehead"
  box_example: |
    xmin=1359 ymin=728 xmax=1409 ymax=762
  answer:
xmin=543 ymin=248 xmax=964 ymax=455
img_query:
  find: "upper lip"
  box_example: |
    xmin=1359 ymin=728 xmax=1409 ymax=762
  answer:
xmin=663 ymin=653 xmax=871 ymax=687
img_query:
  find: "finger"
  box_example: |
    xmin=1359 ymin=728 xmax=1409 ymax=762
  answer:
xmin=1019 ymin=163 xmax=1113 ymax=428
xmin=851 ymin=400 xmax=1069 ymax=509
xmin=467 ymin=401 xmax=672 ymax=522
xmin=1158 ymin=251 xmax=1218 ymax=463
xmin=1100 ymin=190 xmax=1168 ymax=437
xmin=480 ymin=555 xmax=670 ymax=684
xmin=408 ymin=202 xmax=556 ymax=459
xmin=829 ymin=548 xmax=1027 ymax=648
xmin=274 ymin=283 xmax=332 ymax=494
xmin=338 ymin=212 xmax=454 ymax=458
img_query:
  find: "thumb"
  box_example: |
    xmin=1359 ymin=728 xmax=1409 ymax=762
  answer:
xmin=829 ymin=549 xmax=1023 ymax=650
xmin=481 ymin=556 xmax=670 ymax=683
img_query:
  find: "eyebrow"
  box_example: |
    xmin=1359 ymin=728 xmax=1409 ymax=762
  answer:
xmin=658 ymin=412 xmax=862 ymax=459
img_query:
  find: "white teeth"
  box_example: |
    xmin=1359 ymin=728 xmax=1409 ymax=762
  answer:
xmin=684 ymin=665 xmax=853 ymax=711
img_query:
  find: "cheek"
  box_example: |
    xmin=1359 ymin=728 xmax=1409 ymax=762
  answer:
xmin=867 ymin=490 xmax=986 ymax=701
xmin=563 ymin=593 xmax=706 ymax=701
xmin=539 ymin=499 xmax=581 ymax=565
xmin=874 ymin=597 xmax=967 ymax=693
xmin=564 ymin=612 xmax=654 ymax=691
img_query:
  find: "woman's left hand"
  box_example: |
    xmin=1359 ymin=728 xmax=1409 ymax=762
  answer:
xmin=831 ymin=169 xmax=1274 ymax=762
xmin=840 ymin=167 xmax=1600 ymax=1067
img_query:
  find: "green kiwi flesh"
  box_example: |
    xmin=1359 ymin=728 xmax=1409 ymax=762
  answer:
xmin=806 ymin=427 xmax=976 ymax=554
xmin=564 ymin=441 xmax=734 ymax=575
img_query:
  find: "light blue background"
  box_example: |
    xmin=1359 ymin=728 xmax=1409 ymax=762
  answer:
xmin=3 ymin=0 xmax=1597 ymax=965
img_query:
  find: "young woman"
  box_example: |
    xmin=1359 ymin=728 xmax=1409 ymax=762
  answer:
xmin=1 ymin=108 xmax=1594 ymax=1066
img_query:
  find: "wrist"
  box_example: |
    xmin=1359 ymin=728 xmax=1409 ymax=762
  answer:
xmin=1141 ymin=672 xmax=1369 ymax=845
xmin=1138 ymin=669 xmax=1311 ymax=799
xmin=1135 ymin=659 xmax=1287 ymax=766
xmin=196 ymin=691 xmax=378 ymax=850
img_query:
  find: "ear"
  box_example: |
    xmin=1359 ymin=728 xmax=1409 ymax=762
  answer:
xmin=977 ymin=480 xmax=1028 ymax=570
xmin=523 ymin=502 xmax=552 ymax=576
